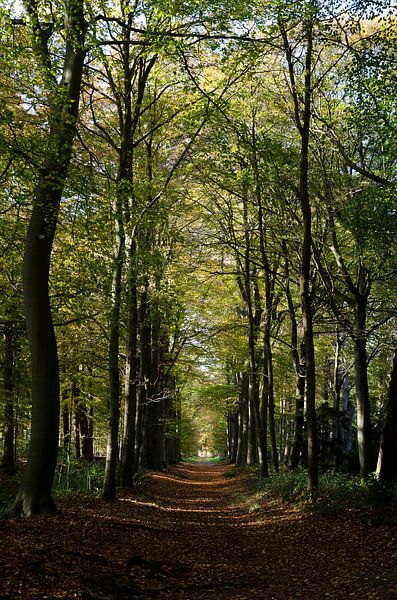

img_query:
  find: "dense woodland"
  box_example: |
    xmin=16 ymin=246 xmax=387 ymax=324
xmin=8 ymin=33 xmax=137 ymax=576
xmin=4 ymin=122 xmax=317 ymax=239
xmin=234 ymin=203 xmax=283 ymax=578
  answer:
xmin=0 ymin=0 xmax=396 ymax=518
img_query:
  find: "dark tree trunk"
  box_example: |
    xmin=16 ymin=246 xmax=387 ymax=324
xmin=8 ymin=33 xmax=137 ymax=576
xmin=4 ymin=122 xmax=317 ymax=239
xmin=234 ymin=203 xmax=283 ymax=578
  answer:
xmin=280 ymin=1 xmax=319 ymax=493
xmin=146 ymin=302 xmax=166 ymax=469
xmin=230 ymin=411 xmax=239 ymax=464
xmin=10 ymin=0 xmax=86 ymax=516
xmin=280 ymin=9 xmax=318 ymax=493
xmin=240 ymin=197 xmax=265 ymax=473
xmin=134 ymin=286 xmax=150 ymax=471
xmin=1 ymin=322 xmax=16 ymax=473
xmin=354 ymin=299 xmax=373 ymax=476
xmin=236 ymin=373 xmax=249 ymax=466
xmin=289 ymin=348 xmax=306 ymax=470
xmin=80 ymin=405 xmax=93 ymax=462
xmin=102 ymin=146 xmax=131 ymax=499
xmin=284 ymin=246 xmax=306 ymax=471
xmin=74 ymin=411 xmax=81 ymax=460
xmin=264 ymin=329 xmax=278 ymax=473
xmin=376 ymin=349 xmax=397 ymax=481
xmin=120 ymin=274 xmax=138 ymax=487
xmin=62 ymin=386 xmax=70 ymax=452
xmin=72 ymin=378 xmax=81 ymax=459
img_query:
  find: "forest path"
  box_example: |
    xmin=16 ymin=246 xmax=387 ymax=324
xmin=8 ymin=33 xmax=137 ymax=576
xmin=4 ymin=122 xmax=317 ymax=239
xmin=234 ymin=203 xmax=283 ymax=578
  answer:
xmin=2 ymin=462 xmax=397 ymax=599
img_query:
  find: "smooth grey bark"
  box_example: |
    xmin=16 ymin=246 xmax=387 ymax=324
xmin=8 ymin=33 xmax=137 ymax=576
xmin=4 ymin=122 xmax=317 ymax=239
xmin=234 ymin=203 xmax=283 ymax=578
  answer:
xmin=10 ymin=0 xmax=86 ymax=516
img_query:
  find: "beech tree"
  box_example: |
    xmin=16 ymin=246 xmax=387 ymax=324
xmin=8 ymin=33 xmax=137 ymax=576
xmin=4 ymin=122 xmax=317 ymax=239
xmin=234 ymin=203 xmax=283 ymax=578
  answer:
xmin=10 ymin=0 xmax=87 ymax=515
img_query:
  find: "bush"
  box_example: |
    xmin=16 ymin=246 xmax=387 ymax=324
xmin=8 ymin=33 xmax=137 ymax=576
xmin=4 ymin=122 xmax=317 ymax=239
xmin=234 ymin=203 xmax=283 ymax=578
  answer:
xmin=257 ymin=469 xmax=397 ymax=522
xmin=54 ymin=456 xmax=105 ymax=496
xmin=132 ymin=468 xmax=148 ymax=491
xmin=258 ymin=469 xmax=308 ymax=503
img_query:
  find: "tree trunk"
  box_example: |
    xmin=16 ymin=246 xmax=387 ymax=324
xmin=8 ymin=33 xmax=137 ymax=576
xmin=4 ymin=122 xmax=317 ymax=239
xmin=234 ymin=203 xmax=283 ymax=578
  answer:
xmin=376 ymin=349 xmax=397 ymax=481
xmin=289 ymin=355 xmax=306 ymax=470
xmin=10 ymin=1 xmax=86 ymax=515
xmin=1 ymin=322 xmax=16 ymax=473
xmin=236 ymin=373 xmax=248 ymax=466
xmin=280 ymin=0 xmax=319 ymax=494
xmin=120 ymin=273 xmax=138 ymax=487
xmin=133 ymin=286 xmax=150 ymax=471
xmin=80 ymin=404 xmax=93 ymax=462
xmin=72 ymin=378 xmax=81 ymax=459
xmin=146 ymin=302 xmax=166 ymax=469
xmin=102 ymin=188 xmax=124 ymax=500
xmin=284 ymin=248 xmax=306 ymax=472
xmin=264 ymin=328 xmax=278 ymax=473
xmin=62 ymin=386 xmax=70 ymax=453
xmin=354 ymin=300 xmax=373 ymax=476
xmin=298 ymin=13 xmax=318 ymax=494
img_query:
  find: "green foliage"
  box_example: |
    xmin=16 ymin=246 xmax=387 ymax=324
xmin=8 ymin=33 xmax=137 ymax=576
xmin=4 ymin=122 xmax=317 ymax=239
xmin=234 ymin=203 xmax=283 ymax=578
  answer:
xmin=257 ymin=470 xmax=397 ymax=522
xmin=132 ymin=468 xmax=149 ymax=491
xmin=54 ymin=456 xmax=105 ymax=497
xmin=258 ymin=469 xmax=309 ymax=503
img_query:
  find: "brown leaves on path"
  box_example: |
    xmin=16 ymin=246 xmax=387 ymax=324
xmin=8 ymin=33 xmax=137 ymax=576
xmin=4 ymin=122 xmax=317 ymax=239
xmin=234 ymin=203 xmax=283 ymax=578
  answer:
xmin=1 ymin=462 xmax=397 ymax=599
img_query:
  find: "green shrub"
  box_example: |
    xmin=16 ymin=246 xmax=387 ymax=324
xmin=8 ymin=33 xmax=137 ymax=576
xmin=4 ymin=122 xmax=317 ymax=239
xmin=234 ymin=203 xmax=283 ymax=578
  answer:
xmin=132 ymin=468 xmax=148 ymax=490
xmin=54 ymin=456 xmax=105 ymax=496
xmin=258 ymin=469 xmax=308 ymax=503
xmin=223 ymin=469 xmax=237 ymax=478
xmin=257 ymin=469 xmax=397 ymax=522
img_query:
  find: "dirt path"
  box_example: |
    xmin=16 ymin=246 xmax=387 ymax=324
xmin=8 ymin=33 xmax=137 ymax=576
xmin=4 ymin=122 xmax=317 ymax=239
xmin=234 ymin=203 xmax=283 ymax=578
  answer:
xmin=1 ymin=462 xmax=397 ymax=599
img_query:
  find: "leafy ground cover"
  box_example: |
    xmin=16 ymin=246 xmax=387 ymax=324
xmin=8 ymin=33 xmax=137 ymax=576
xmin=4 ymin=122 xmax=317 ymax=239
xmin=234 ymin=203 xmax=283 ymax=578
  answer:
xmin=1 ymin=463 xmax=397 ymax=599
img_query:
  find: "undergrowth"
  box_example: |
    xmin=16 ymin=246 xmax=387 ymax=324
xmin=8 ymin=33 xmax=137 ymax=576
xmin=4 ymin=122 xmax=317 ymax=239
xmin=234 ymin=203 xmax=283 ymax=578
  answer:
xmin=256 ymin=469 xmax=397 ymax=524
xmin=54 ymin=457 xmax=149 ymax=499
xmin=54 ymin=457 xmax=105 ymax=497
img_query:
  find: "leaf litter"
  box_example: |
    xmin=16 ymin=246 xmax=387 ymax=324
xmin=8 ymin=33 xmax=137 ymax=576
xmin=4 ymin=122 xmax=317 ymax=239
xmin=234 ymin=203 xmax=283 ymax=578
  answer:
xmin=1 ymin=462 xmax=397 ymax=599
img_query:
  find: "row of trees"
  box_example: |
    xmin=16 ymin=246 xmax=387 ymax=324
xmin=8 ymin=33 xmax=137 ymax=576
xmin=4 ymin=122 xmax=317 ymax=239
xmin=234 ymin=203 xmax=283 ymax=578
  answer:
xmin=0 ymin=0 xmax=396 ymax=514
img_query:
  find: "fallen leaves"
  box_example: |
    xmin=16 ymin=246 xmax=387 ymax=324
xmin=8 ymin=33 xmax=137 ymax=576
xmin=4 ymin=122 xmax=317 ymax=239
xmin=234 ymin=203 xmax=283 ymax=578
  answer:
xmin=1 ymin=463 xmax=397 ymax=598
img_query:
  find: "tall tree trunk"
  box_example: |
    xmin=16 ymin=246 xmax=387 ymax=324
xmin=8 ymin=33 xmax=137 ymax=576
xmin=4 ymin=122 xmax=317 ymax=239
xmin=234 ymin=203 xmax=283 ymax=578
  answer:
xmin=280 ymin=10 xmax=318 ymax=492
xmin=146 ymin=299 xmax=166 ymax=469
xmin=284 ymin=248 xmax=306 ymax=471
xmin=241 ymin=197 xmax=265 ymax=473
xmin=236 ymin=373 xmax=249 ymax=466
xmin=230 ymin=410 xmax=239 ymax=464
xmin=1 ymin=322 xmax=16 ymax=473
xmin=11 ymin=0 xmax=86 ymax=516
xmin=376 ymin=348 xmax=397 ymax=481
xmin=134 ymin=285 xmax=151 ymax=470
xmin=62 ymin=387 xmax=70 ymax=452
xmin=72 ymin=378 xmax=81 ymax=459
xmin=284 ymin=10 xmax=318 ymax=492
xmin=289 ymin=347 xmax=306 ymax=470
xmin=120 ymin=270 xmax=138 ymax=487
xmin=80 ymin=403 xmax=93 ymax=462
xmin=264 ymin=328 xmax=278 ymax=473
xmin=354 ymin=299 xmax=373 ymax=476
xmin=102 ymin=187 xmax=124 ymax=500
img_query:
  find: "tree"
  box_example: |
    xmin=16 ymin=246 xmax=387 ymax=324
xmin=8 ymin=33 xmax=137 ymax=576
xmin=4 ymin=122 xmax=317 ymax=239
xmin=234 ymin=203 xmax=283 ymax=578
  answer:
xmin=10 ymin=0 xmax=86 ymax=515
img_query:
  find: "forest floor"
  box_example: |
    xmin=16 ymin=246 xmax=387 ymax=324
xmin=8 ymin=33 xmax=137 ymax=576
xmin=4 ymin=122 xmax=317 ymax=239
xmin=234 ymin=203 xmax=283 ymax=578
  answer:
xmin=1 ymin=462 xmax=397 ymax=599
